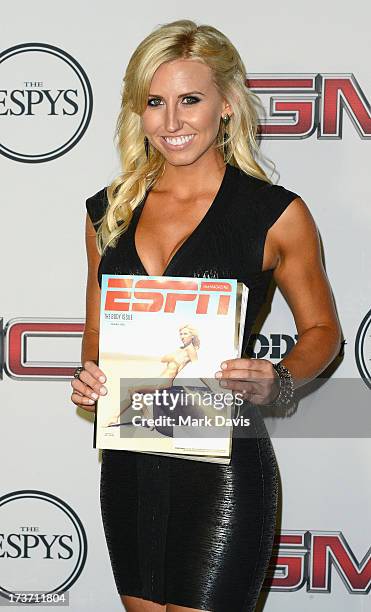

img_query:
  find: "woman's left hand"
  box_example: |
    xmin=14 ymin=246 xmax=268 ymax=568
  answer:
xmin=215 ymin=358 xmax=280 ymax=405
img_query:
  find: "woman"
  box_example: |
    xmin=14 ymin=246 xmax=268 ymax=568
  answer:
xmin=160 ymin=324 xmax=200 ymax=377
xmin=71 ymin=19 xmax=341 ymax=612
xmin=104 ymin=324 xmax=200 ymax=428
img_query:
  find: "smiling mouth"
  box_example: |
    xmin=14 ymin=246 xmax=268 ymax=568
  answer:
xmin=162 ymin=134 xmax=195 ymax=146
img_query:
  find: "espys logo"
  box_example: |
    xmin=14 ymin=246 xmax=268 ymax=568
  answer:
xmin=0 ymin=317 xmax=298 ymax=380
xmin=0 ymin=43 xmax=93 ymax=163
xmin=0 ymin=490 xmax=87 ymax=601
xmin=355 ymin=309 xmax=371 ymax=390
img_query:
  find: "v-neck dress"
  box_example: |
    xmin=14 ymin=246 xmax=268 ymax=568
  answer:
xmin=86 ymin=162 xmax=299 ymax=612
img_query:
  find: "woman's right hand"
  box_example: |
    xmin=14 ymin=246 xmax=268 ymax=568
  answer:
xmin=70 ymin=360 xmax=108 ymax=413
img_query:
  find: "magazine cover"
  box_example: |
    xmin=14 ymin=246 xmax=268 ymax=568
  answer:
xmin=94 ymin=275 xmax=249 ymax=463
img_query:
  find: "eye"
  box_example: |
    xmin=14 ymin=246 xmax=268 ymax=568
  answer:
xmin=147 ymin=98 xmax=163 ymax=107
xmin=182 ymin=96 xmax=200 ymax=104
xmin=147 ymin=96 xmax=200 ymax=107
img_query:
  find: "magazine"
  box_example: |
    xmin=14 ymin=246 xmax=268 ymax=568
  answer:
xmin=94 ymin=275 xmax=249 ymax=464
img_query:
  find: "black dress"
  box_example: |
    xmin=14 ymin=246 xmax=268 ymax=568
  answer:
xmin=86 ymin=162 xmax=299 ymax=612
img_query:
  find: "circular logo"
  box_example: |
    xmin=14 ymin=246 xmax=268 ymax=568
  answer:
xmin=0 ymin=490 xmax=87 ymax=600
xmin=0 ymin=43 xmax=93 ymax=163
xmin=355 ymin=308 xmax=371 ymax=390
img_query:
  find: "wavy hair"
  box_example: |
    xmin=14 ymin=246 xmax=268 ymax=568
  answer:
xmin=96 ymin=19 xmax=274 ymax=255
xmin=179 ymin=324 xmax=200 ymax=349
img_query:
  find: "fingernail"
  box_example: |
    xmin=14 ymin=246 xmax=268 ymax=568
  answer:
xmin=100 ymin=386 xmax=107 ymax=395
xmin=87 ymin=399 xmax=95 ymax=404
xmin=91 ymin=393 xmax=98 ymax=400
xmin=215 ymin=371 xmax=222 ymax=378
xmin=99 ymin=376 xmax=106 ymax=383
xmin=221 ymin=362 xmax=227 ymax=369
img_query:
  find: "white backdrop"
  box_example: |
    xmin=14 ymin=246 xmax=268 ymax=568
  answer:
xmin=1 ymin=1 xmax=370 ymax=610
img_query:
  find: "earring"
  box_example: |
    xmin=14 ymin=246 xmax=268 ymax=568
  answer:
xmin=144 ymin=136 xmax=150 ymax=160
xmin=221 ymin=114 xmax=230 ymax=162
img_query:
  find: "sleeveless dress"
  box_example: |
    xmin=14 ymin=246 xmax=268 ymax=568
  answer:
xmin=86 ymin=162 xmax=299 ymax=612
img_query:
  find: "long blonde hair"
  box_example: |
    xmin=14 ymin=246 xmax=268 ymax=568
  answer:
xmin=96 ymin=19 xmax=273 ymax=255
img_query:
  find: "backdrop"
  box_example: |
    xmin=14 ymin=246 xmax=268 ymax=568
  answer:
xmin=1 ymin=1 xmax=370 ymax=610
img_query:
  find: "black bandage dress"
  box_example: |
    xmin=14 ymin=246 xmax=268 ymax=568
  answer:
xmin=85 ymin=162 xmax=299 ymax=611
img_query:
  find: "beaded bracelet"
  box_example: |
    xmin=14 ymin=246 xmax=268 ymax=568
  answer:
xmin=260 ymin=365 xmax=298 ymax=417
xmin=264 ymin=362 xmax=298 ymax=417
xmin=235 ymin=362 xmax=298 ymax=418
xmin=271 ymin=362 xmax=295 ymax=406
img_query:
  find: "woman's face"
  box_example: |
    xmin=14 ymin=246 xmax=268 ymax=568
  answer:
xmin=141 ymin=58 xmax=231 ymax=166
xmin=179 ymin=328 xmax=193 ymax=345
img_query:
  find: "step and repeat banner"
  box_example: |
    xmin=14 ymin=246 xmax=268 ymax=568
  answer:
xmin=1 ymin=1 xmax=370 ymax=610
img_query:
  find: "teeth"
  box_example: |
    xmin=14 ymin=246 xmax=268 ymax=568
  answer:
xmin=164 ymin=135 xmax=195 ymax=145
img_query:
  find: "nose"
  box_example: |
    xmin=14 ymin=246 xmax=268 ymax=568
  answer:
xmin=164 ymin=103 xmax=183 ymax=133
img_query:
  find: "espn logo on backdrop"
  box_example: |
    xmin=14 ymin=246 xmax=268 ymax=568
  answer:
xmin=1 ymin=318 xmax=84 ymax=380
xmin=248 ymin=74 xmax=371 ymax=139
xmin=263 ymin=530 xmax=371 ymax=594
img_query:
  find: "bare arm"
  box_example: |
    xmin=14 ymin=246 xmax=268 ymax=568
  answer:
xmin=269 ymin=196 xmax=342 ymax=387
xmin=81 ymin=214 xmax=101 ymax=364
xmin=70 ymin=214 xmax=107 ymax=411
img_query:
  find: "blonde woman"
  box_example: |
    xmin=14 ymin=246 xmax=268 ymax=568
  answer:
xmin=103 ymin=324 xmax=200 ymax=427
xmin=160 ymin=324 xmax=200 ymax=376
xmin=71 ymin=19 xmax=341 ymax=612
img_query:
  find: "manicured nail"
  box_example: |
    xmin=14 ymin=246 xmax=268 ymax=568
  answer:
xmin=215 ymin=371 xmax=222 ymax=378
xmin=99 ymin=376 xmax=106 ymax=383
xmin=91 ymin=392 xmax=98 ymax=400
xmin=87 ymin=399 xmax=94 ymax=404
xmin=100 ymin=386 xmax=107 ymax=395
xmin=221 ymin=362 xmax=227 ymax=369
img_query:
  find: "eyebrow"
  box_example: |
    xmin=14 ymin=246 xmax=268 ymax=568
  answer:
xmin=148 ymin=91 xmax=205 ymax=98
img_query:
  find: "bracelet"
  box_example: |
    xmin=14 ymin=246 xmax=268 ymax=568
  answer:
xmin=73 ymin=366 xmax=84 ymax=380
xmin=235 ymin=362 xmax=298 ymax=419
xmin=270 ymin=362 xmax=296 ymax=409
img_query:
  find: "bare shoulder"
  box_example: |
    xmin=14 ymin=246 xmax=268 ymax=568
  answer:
xmin=268 ymin=196 xmax=319 ymax=267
